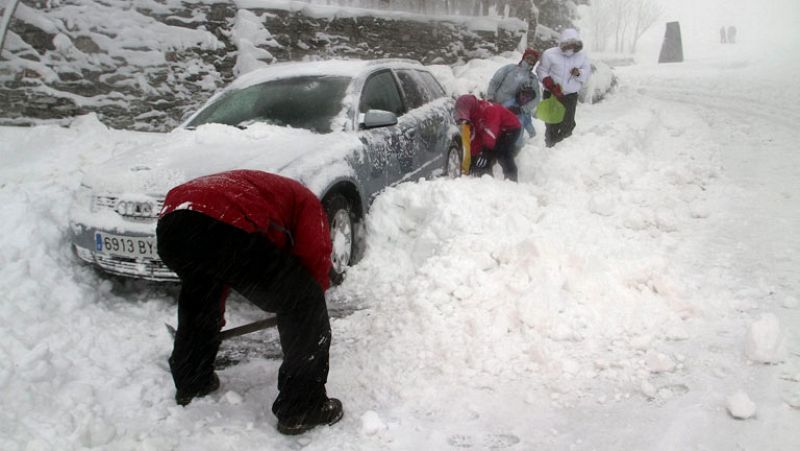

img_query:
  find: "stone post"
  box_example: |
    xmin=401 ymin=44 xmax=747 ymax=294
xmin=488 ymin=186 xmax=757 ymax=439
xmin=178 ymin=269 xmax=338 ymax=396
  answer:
xmin=658 ymin=21 xmax=683 ymax=63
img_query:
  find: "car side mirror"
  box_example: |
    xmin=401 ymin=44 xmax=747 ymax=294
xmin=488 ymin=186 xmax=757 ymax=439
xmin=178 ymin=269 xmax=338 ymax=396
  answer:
xmin=359 ymin=110 xmax=398 ymax=129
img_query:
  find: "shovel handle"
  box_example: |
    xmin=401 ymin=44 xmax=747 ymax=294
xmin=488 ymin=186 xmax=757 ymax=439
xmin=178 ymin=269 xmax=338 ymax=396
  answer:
xmin=219 ymin=317 xmax=278 ymax=340
xmin=460 ymin=122 xmax=472 ymax=175
xmin=165 ymin=317 xmax=278 ymax=341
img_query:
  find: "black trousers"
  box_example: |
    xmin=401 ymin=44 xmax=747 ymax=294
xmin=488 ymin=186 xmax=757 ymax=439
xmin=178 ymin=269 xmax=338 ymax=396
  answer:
xmin=471 ymin=128 xmax=522 ymax=182
xmin=156 ymin=210 xmax=331 ymax=420
xmin=544 ymin=92 xmax=579 ymax=147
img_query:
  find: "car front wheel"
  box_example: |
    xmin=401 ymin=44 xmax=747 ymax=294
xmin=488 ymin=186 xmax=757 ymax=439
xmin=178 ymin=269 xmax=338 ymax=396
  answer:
xmin=444 ymin=139 xmax=462 ymax=178
xmin=323 ymin=193 xmax=355 ymax=285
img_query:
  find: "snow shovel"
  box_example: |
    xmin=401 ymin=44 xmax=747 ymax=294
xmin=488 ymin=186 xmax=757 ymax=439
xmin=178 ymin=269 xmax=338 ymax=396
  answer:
xmin=165 ymin=316 xmax=278 ymax=341
xmin=460 ymin=122 xmax=472 ymax=174
xmin=536 ymin=96 xmax=566 ymax=124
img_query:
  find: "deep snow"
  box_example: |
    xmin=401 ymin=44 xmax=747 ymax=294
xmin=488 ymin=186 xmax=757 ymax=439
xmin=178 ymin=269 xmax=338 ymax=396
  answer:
xmin=2 ymin=25 xmax=800 ymax=451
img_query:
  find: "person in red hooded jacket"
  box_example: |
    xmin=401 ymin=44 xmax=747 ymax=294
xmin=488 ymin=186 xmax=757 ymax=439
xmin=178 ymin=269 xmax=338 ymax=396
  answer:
xmin=156 ymin=169 xmax=343 ymax=435
xmin=454 ymin=94 xmax=522 ymax=181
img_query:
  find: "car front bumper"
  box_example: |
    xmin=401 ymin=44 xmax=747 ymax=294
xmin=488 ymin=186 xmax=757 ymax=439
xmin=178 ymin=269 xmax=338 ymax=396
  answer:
xmin=70 ymin=222 xmax=178 ymax=282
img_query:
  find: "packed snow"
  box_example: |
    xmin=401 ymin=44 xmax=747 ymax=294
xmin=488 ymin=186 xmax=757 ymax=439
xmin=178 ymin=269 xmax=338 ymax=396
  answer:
xmin=2 ymin=9 xmax=800 ymax=451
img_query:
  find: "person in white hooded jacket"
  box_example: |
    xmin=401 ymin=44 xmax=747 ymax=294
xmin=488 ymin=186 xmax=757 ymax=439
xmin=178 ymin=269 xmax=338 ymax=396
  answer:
xmin=535 ymin=28 xmax=591 ymax=147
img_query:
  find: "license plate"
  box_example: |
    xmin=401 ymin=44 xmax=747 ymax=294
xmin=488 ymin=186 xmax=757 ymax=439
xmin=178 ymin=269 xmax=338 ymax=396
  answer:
xmin=95 ymin=232 xmax=156 ymax=258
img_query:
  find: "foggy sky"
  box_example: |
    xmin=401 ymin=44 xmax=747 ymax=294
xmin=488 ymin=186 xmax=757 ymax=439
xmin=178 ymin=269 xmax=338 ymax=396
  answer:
xmin=657 ymin=0 xmax=799 ymax=45
xmin=624 ymin=0 xmax=800 ymax=61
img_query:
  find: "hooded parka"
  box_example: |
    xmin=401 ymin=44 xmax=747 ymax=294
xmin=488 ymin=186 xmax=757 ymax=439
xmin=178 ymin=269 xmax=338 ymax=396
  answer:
xmin=454 ymin=95 xmax=521 ymax=156
xmin=157 ymin=169 xmax=336 ymax=425
xmin=487 ymin=59 xmax=541 ymax=116
xmin=536 ymin=29 xmax=591 ymax=95
xmin=160 ymin=169 xmax=332 ymax=290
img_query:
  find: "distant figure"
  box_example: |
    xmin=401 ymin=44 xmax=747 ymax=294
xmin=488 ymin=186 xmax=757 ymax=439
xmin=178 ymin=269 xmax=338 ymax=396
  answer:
xmin=720 ymin=26 xmax=727 ymax=44
xmin=727 ymin=25 xmax=737 ymax=44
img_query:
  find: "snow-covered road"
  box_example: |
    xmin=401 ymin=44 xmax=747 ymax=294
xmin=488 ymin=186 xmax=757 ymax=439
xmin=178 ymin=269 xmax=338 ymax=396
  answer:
xmin=1 ymin=47 xmax=798 ymax=450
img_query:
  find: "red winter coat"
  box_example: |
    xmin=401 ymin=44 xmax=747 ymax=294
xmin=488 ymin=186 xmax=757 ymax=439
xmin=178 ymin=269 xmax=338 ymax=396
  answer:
xmin=160 ymin=170 xmax=332 ymax=290
xmin=455 ymin=95 xmax=521 ymax=156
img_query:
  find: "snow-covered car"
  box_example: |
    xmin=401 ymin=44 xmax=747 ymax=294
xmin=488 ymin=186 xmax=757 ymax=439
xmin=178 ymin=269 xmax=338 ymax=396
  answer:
xmin=68 ymin=59 xmax=461 ymax=283
xmin=578 ymin=60 xmax=616 ymax=104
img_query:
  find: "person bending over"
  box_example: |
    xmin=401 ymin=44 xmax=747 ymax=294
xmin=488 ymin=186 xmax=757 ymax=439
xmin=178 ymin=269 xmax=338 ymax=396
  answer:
xmin=156 ymin=169 xmax=343 ymax=435
xmin=454 ymin=94 xmax=522 ymax=181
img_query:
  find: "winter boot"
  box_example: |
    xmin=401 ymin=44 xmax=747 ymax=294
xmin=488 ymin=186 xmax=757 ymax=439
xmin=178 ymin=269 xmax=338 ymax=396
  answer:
xmin=175 ymin=372 xmax=220 ymax=406
xmin=277 ymin=398 xmax=344 ymax=435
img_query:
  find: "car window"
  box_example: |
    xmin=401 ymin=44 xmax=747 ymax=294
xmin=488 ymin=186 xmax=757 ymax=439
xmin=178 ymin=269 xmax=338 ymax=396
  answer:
xmin=359 ymin=71 xmax=405 ymax=116
xmin=186 ymin=75 xmax=351 ymax=133
xmin=417 ymin=71 xmax=447 ymax=100
xmin=396 ymin=70 xmax=427 ymax=110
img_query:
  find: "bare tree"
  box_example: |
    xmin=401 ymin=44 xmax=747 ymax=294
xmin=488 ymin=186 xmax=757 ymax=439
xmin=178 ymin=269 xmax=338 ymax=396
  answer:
xmin=628 ymin=0 xmax=660 ymax=52
xmin=586 ymin=0 xmax=659 ymax=53
xmin=609 ymin=0 xmax=631 ymax=53
xmin=587 ymin=0 xmax=612 ymax=51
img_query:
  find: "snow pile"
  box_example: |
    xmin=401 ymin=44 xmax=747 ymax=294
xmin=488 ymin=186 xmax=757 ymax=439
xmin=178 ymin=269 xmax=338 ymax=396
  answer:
xmin=331 ymin=85 xmax=720 ymax=417
xmin=5 ymin=0 xmax=223 ymax=74
xmin=230 ymin=9 xmax=280 ymax=76
xmin=745 ymin=313 xmax=786 ymax=364
xmin=359 ymin=410 xmax=387 ymax=436
xmin=726 ymin=390 xmax=757 ymax=419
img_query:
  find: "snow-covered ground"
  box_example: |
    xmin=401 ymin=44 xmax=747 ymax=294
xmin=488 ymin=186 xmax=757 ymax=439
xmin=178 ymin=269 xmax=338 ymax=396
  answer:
xmin=2 ymin=36 xmax=799 ymax=451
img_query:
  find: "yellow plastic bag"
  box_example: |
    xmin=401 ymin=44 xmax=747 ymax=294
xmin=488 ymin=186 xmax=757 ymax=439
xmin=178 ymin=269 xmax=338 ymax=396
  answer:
xmin=536 ymin=96 xmax=566 ymax=124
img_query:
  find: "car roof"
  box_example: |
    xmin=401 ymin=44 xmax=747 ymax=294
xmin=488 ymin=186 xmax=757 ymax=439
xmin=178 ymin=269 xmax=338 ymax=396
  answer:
xmin=227 ymin=58 xmax=427 ymax=91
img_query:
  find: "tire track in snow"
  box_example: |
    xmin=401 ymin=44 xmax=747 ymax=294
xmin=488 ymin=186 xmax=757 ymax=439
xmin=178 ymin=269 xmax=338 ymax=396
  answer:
xmin=631 ymin=68 xmax=800 ymax=307
xmin=635 ymin=86 xmax=800 ymax=133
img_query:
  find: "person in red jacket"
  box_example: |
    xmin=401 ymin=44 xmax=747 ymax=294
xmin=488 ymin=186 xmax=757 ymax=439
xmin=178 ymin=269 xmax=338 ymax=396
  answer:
xmin=454 ymin=94 xmax=522 ymax=181
xmin=156 ymin=169 xmax=343 ymax=435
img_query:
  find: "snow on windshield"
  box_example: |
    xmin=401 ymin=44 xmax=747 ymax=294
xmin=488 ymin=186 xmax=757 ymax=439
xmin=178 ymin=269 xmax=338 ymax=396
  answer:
xmin=186 ymin=75 xmax=351 ymax=133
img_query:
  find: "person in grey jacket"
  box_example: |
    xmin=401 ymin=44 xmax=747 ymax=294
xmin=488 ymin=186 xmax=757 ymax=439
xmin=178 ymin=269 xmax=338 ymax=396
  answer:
xmin=487 ymin=48 xmax=541 ymax=152
xmin=536 ymin=28 xmax=591 ymax=147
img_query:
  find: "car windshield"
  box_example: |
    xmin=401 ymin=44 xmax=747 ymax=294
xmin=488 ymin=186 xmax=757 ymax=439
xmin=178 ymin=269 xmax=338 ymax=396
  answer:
xmin=186 ymin=75 xmax=351 ymax=133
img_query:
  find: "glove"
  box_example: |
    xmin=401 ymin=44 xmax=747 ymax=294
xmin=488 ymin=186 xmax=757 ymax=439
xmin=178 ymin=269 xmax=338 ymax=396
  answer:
xmin=542 ymin=76 xmax=565 ymax=99
xmin=473 ymin=152 xmax=491 ymax=169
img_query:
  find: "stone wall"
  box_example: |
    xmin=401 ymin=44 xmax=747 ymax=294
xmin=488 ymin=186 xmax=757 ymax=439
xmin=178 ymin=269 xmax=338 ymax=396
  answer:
xmin=0 ymin=1 xmax=527 ymax=131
